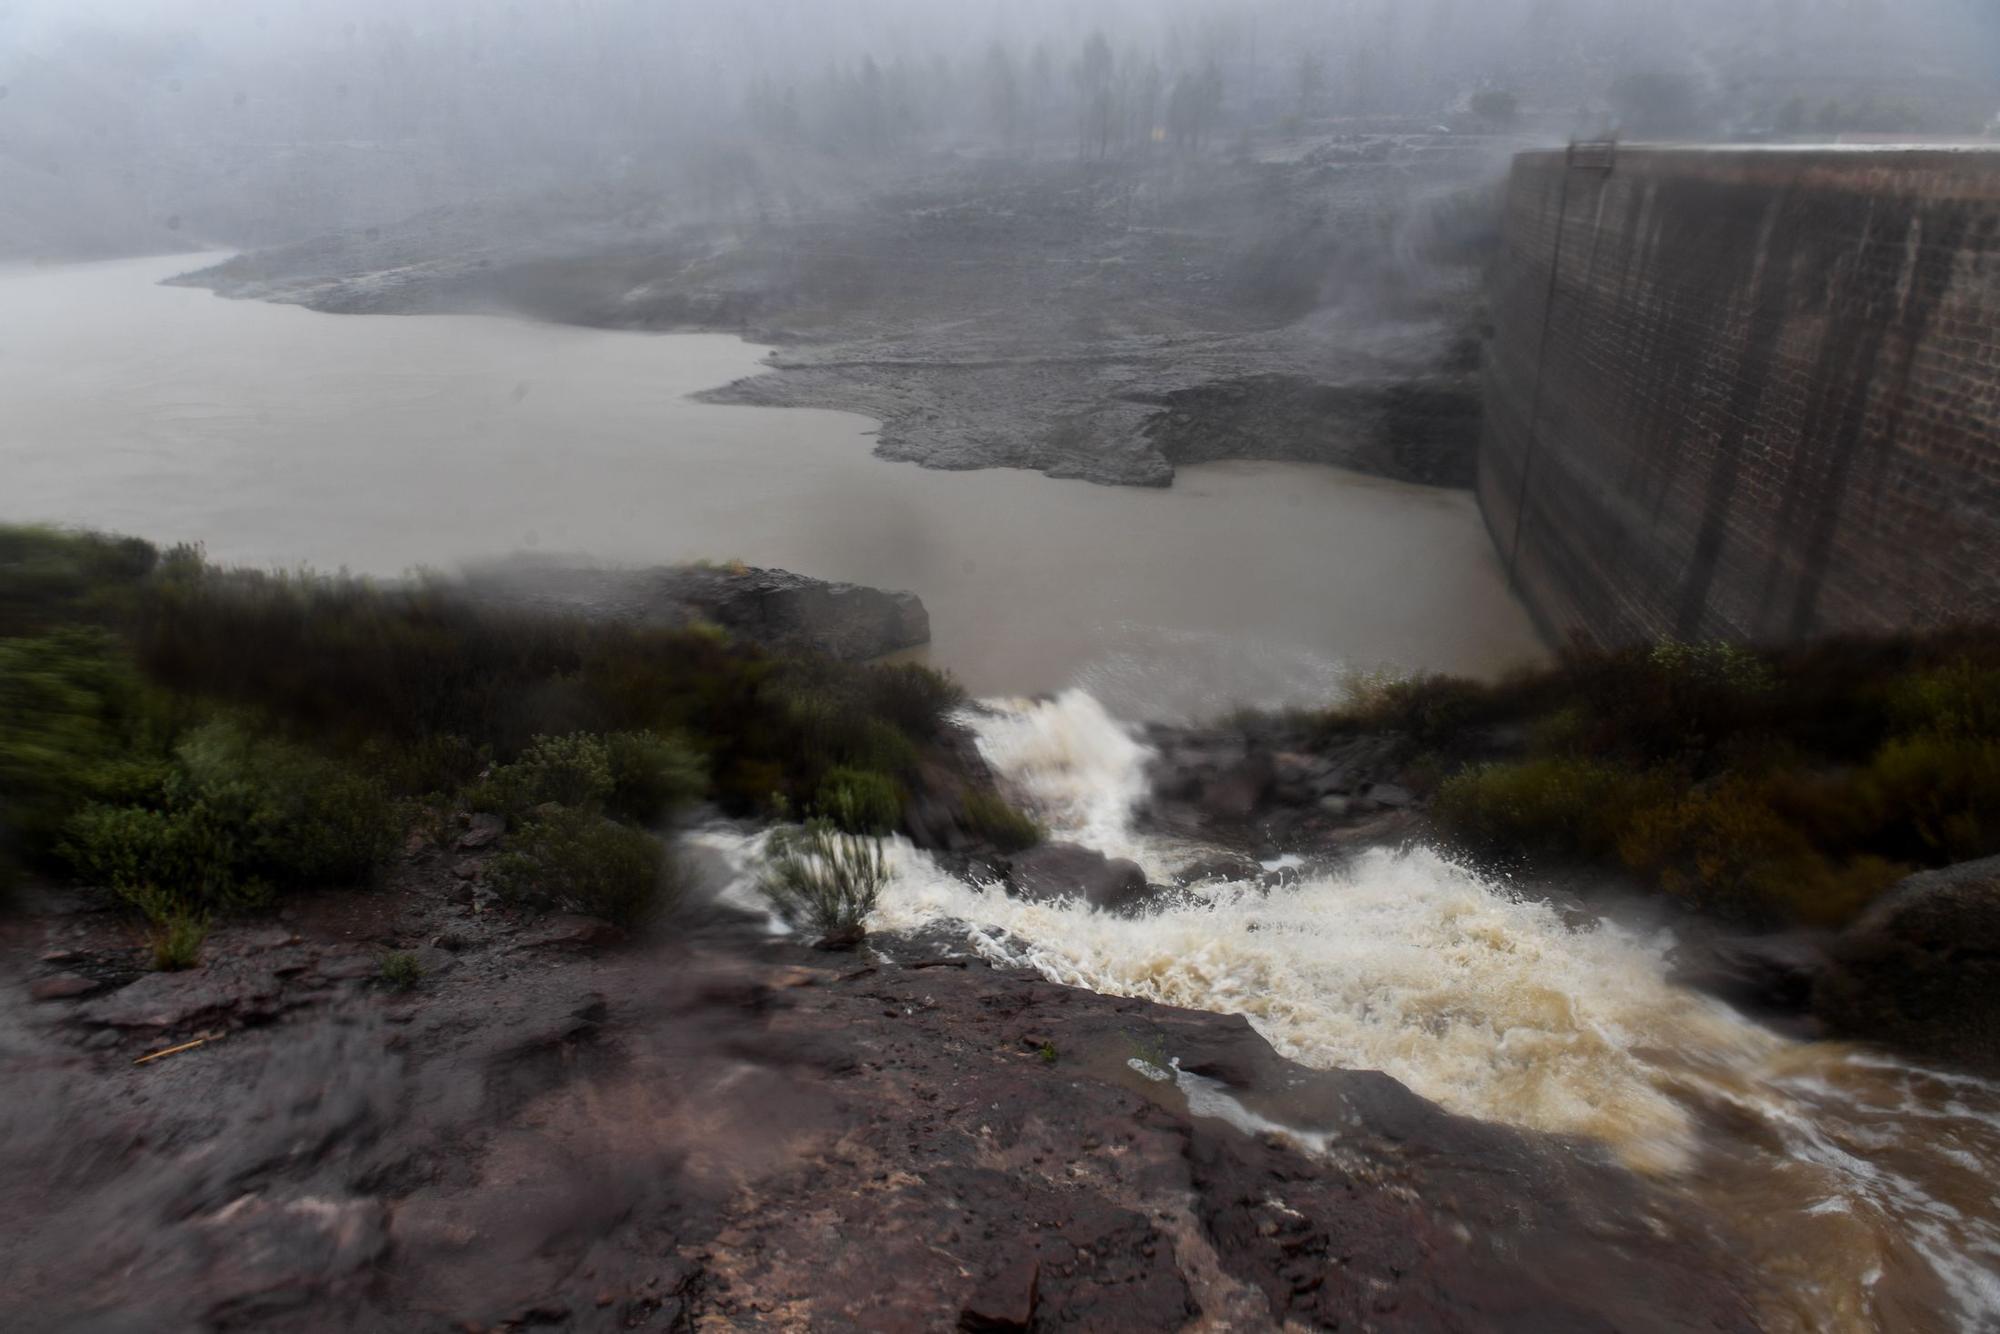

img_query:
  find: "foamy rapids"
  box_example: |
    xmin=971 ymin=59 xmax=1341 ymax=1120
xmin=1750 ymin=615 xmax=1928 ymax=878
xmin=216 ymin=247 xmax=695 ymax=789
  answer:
xmin=699 ymin=690 xmax=2000 ymax=1330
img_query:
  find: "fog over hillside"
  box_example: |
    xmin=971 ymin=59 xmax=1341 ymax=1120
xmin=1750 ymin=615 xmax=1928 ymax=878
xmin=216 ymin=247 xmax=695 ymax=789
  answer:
xmin=4 ymin=0 xmax=1996 ymax=259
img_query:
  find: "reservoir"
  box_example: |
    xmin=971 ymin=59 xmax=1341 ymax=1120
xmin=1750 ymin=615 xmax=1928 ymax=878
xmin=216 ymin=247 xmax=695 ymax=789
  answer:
xmin=0 ymin=254 xmax=1543 ymax=719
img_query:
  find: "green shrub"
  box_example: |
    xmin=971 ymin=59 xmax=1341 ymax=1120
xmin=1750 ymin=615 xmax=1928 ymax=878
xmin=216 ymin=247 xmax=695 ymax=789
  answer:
xmin=602 ymin=730 xmax=707 ymax=822
xmin=1888 ymin=657 xmax=2000 ymax=741
xmin=148 ymin=906 xmax=208 ymax=972
xmin=472 ymin=732 xmax=614 ymax=816
xmin=361 ymin=733 xmax=486 ymax=798
xmin=175 ymin=720 xmax=396 ymax=884
xmin=962 ymin=790 xmax=1043 ymax=852
xmin=0 ymin=525 xmax=157 ymax=638
xmin=379 ymin=951 xmax=424 ymax=990
xmin=65 ymin=719 xmax=395 ymax=914
xmin=759 ymin=818 xmax=889 ymax=940
xmin=0 ymin=629 xmax=164 ymax=865
xmin=1434 ymin=757 xmax=1663 ymax=860
xmin=474 ymin=729 xmax=705 ymax=825
xmin=859 ymin=663 xmax=964 ymax=740
xmin=1866 ymin=733 xmax=2000 ymax=863
xmin=1616 ymin=777 xmax=1903 ymax=925
xmin=489 ymin=805 xmax=669 ymax=926
xmin=1332 ymin=670 xmax=1501 ymax=746
xmin=817 ymin=767 xmax=903 ymax=834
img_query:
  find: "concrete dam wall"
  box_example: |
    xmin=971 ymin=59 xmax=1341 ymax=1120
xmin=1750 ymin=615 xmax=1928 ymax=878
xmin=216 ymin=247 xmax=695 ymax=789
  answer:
xmin=1479 ymin=145 xmax=2000 ymax=647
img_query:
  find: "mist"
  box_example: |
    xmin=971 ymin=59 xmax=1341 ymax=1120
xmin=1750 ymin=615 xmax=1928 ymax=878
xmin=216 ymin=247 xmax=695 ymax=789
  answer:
xmin=5 ymin=0 xmax=1996 ymax=259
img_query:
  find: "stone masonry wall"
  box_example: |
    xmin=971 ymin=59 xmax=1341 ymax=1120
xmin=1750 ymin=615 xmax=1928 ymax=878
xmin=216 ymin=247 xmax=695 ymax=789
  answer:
xmin=1479 ymin=146 xmax=2000 ymax=647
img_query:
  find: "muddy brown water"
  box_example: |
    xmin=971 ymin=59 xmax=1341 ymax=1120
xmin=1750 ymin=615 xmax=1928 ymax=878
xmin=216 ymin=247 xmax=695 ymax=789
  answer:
xmin=0 ymin=253 xmax=1544 ymax=721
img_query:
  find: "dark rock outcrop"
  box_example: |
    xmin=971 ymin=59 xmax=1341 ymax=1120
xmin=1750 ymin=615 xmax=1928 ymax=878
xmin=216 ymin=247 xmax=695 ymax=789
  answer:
xmin=1005 ymin=842 xmax=1152 ymax=915
xmin=1814 ymin=855 xmax=2000 ymax=1070
xmin=458 ymin=558 xmax=929 ymax=660
xmin=1670 ymin=931 xmax=1833 ymax=1018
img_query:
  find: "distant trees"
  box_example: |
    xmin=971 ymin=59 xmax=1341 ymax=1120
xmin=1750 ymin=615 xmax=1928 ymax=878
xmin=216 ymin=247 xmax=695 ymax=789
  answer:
xmin=1074 ymin=32 xmax=1115 ymax=158
xmin=1166 ymin=62 xmax=1224 ymax=150
xmin=982 ymin=44 xmax=1021 ymax=150
xmin=733 ymin=29 xmax=1236 ymax=164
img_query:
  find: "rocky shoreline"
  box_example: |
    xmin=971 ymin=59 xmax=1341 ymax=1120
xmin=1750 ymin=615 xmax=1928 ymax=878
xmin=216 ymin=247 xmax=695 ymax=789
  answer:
xmin=174 ymin=140 xmax=1518 ymax=491
xmin=455 ymin=559 xmax=931 ymax=663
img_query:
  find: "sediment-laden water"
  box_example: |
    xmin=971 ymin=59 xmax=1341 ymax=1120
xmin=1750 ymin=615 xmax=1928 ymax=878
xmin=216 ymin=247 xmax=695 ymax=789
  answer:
xmin=0 ymin=254 xmax=1543 ymax=719
xmin=857 ymin=693 xmax=2000 ymax=1332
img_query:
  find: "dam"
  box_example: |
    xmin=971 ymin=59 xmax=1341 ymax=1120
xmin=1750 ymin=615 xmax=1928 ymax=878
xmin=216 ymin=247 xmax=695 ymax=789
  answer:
xmin=1480 ymin=144 xmax=2000 ymax=647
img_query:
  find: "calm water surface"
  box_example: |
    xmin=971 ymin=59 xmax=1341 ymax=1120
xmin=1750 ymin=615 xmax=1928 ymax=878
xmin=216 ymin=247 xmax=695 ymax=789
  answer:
xmin=0 ymin=253 xmax=1545 ymax=717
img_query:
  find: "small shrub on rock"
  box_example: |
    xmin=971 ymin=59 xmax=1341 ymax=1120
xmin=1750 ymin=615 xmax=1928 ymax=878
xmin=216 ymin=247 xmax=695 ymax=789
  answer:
xmin=489 ymin=805 xmax=670 ymax=926
xmin=759 ymin=818 xmax=889 ymax=942
xmin=148 ymin=906 xmax=208 ymax=972
xmin=379 ymin=950 xmax=424 ymax=991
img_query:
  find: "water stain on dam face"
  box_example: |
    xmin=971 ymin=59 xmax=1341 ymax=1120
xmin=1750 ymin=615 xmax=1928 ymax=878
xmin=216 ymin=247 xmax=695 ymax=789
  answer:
xmin=1481 ymin=147 xmax=2000 ymax=650
xmin=0 ymin=254 xmax=1546 ymax=721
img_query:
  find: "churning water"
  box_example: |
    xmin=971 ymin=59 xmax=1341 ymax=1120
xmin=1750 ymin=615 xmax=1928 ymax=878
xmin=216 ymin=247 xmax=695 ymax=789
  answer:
xmin=861 ymin=692 xmax=2000 ymax=1332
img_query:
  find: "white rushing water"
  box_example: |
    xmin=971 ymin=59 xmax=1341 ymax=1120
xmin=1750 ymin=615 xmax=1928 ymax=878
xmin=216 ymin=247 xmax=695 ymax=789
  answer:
xmin=851 ymin=691 xmax=2000 ymax=1331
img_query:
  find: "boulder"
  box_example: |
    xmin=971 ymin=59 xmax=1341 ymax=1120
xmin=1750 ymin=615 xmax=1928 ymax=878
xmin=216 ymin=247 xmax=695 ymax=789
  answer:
xmin=1813 ymin=856 xmax=2000 ymax=1070
xmin=1669 ymin=931 xmax=1831 ymax=1015
xmin=1006 ymin=843 xmax=1151 ymax=915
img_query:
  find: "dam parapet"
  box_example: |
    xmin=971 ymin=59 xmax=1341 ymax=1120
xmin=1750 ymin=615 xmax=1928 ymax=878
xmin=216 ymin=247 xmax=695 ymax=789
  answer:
xmin=1480 ymin=143 xmax=2000 ymax=647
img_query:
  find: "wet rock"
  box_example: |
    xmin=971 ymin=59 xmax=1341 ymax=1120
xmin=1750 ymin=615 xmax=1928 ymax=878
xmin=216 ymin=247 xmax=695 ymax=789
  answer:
xmin=83 ymin=965 xmax=281 ymax=1030
xmin=1814 ymin=856 xmax=2000 ymax=1069
xmin=1364 ymin=781 xmax=1415 ymax=809
xmin=457 ymin=814 xmax=504 ymax=852
xmin=517 ymin=914 xmax=624 ymax=951
xmin=959 ymin=1257 xmax=1039 ymax=1330
xmin=1671 ymin=931 xmax=1831 ymax=1015
xmin=187 ymin=1193 xmax=389 ymax=1318
xmin=1007 ymin=843 xmax=1150 ymax=915
xmin=1173 ymin=855 xmax=1264 ymax=887
xmin=30 ymin=972 xmax=104 ymax=1001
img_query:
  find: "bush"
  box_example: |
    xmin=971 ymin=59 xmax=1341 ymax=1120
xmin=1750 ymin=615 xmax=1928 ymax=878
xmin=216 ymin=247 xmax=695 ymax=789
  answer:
xmin=962 ymin=790 xmax=1043 ymax=852
xmin=379 ymin=951 xmax=424 ymax=990
xmin=602 ymin=730 xmax=707 ymax=823
xmin=859 ymin=663 xmax=964 ymax=740
xmin=0 ymin=525 xmax=157 ymax=638
xmin=816 ymin=767 xmax=903 ymax=835
xmin=1615 ymin=777 xmax=1905 ymax=925
xmin=65 ymin=719 xmax=395 ymax=915
xmin=472 ymin=732 xmax=613 ymax=816
xmin=0 ymin=629 xmax=164 ymax=866
xmin=759 ymin=818 xmax=889 ymax=940
xmin=1866 ymin=734 xmax=2000 ymax=864
xmin=489 ymin=805 xmax=669 ymax=926
xmin=1434 ymin=757 xmax=1665 ymax=860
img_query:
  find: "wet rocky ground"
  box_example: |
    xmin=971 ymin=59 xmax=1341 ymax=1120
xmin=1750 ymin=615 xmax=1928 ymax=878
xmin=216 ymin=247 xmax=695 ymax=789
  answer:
xmin=1 ymin=797 xmax=1767 ymax=1331
xmin=176 ymin=133 xmax=1524 ymax=492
